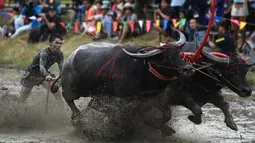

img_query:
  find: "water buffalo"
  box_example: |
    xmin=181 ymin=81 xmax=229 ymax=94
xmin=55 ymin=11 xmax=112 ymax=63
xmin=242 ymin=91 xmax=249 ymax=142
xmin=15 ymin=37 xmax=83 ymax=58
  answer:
xmin=54 ymin=30 xmax=195 ymax=123
xmin=142 ymin=41 xmax=254 ymax=134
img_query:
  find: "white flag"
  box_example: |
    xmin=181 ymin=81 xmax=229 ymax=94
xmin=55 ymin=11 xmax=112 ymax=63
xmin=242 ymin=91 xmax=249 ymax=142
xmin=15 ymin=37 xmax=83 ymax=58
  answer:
xmin=138 ymin=20 xmax=143 ymax=29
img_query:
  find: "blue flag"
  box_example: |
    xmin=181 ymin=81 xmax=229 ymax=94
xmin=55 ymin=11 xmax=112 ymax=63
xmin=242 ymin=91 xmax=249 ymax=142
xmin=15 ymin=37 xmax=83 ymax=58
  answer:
xmin=163 ymin=20 xmax=168 ymax=31
xmin=215 ymin=16 xmax=222 ymax=23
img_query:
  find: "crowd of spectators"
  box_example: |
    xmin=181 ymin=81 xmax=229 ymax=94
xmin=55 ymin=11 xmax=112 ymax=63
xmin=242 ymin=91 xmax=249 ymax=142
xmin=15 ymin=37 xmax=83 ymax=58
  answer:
xmin=1 ymin=0 xmax=255 ymax=53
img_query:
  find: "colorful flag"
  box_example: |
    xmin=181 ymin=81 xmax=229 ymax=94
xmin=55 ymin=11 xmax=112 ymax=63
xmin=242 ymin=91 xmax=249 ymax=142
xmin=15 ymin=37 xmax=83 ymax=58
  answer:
xmin=113 ymin=21 xmax=118 ymax=32
xmin=172 ymin=19 xmax=177 ymax=26
xmin=73 ymin=21 xmax=79 ymax=33
xmin=156 ymin=20 xmax=160 ymax=26
xmin=138 ymin=20 xmax=143 ymax=29
xmin=97 ymin=21 xmax=102 ymax=33
xmin=146 ymin=20 xmax=151 ymax=33
xmin=174 ymin=21 xmax=180 ymax=28
xmin=239 ymin=21 xmax=247 ymax=30
xmin=230 ymin=19 xmax=240 ymax=26
xmin=215 ymin=16 xmax=222 ymax=22
xmin=163 ymin=20 xmax=168 ymax=31
xmin=129 ymin=20 xmax=135 ymax=33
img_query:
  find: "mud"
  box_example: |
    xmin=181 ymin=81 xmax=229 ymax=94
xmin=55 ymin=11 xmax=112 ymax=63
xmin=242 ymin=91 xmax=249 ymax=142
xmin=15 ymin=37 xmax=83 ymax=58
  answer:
xmin=0 ymin=67 xmax=255 ymax=142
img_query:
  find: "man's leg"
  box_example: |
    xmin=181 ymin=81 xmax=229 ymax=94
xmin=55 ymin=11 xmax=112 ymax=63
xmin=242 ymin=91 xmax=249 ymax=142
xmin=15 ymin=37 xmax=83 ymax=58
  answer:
xmin=19 ymin=86 xmax=33 ymax=103
xmin=10 ymin=23 xmax=32 ymax=38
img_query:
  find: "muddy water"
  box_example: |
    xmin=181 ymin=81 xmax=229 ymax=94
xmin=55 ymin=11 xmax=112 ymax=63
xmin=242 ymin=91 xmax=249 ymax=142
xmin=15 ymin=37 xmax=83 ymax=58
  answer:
xmin=0 ymin=67 xmax=254 ymax=142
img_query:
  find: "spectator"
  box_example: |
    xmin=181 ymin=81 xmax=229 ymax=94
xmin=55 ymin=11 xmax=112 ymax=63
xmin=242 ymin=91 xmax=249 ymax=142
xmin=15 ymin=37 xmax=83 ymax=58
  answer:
xmin=208 ymin=22 xmax=236 ymax=55
xmin=127 ymin=0 xmax=136 ymax=9
xmin=70 ymin=0 xmax=84 ymax=25
xmin=110 ymin=0 xmax=117 ymax=11
xmin=81 ymin=0 xmax=96 ymax=35
xmin=177 ymin=9 xmax=187 ymax=33
xmin=116 ymin=0 xmax=124 ymax=19
xmin=10 ymin=1 xmax=41 ymax=38
xmin=231 ymin=0 xmax=249 ymax=52
xmin=153 ymin=0 xmax=173 ymax=42
xmin=188 ymin=18 xmax=206 ymax=43
xmin=38 ymin=6 xmax=67 ymax=42
xmin=49 ymin=0 xmax=62 ymax=15
xmin=117 ymin=2 xmax=138 ymax=43
xmin=93 ymin=5 xmax=113 ymax=40
xmin=170 ymin=0 xmax=186 ymax=19
xmin=95 ymin=1 xmax=103 ymax=16
xmin=9 ymin=7 xmax=24 ymax=32
xmin=84 ymin=0 xmax=96 ymax=22
xmin=215 ymin=0 xmax=225 ymax=17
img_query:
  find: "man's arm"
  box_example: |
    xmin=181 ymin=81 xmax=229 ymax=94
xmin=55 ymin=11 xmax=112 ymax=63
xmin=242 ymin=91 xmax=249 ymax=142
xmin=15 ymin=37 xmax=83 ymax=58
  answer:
xmin=43 ymin=15 xmax=56 ymax=29
xmin=156 ymin=9 xmax=170 ymax=20
xmin=39 ymin=52 xmax=50 ymax=77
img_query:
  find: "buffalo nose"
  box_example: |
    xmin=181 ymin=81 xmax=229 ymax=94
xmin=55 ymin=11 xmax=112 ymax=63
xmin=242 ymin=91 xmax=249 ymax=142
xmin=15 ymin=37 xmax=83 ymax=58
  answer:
xmin=241 ymin=86 xmax=252 ymax=97
xmin=181 ymin=65 xmax=194 ymax=77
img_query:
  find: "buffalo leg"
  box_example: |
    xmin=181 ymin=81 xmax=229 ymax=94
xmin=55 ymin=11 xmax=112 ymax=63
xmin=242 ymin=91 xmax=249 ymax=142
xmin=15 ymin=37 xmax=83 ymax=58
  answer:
xmin=62 ymin=91 xmax=81 ymax=124
xmin=210 ymin=93 xmax=238 ymax=131
xmin=183 ymin=96 xmax=203 ymax=124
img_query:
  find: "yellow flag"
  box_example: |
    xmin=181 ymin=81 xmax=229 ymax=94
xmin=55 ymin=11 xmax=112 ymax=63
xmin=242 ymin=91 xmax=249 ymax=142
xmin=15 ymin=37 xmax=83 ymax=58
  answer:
xmin=240 ymin=21 xmax=247 ymax=30
xmin=174 ymin=21 xmax=180 ymax=28
xmin=156 ymin=20 xmax=160 ymax=26
xmin=97 ymin=21 xmax=102 ymax=33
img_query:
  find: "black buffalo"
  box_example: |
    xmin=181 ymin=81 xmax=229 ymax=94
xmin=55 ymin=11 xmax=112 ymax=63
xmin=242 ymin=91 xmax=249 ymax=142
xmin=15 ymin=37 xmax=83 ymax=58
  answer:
xmin=55 ymin=30 xmax=195 ymax=122
xmin=141 ymin=41 xmax=254 ymax=135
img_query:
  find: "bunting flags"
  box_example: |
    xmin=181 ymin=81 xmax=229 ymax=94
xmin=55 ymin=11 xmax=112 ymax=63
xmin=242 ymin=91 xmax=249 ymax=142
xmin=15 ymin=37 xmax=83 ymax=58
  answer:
xmin=146 ymin=20 xmax=151 ymax=33
xmin=129 ymin=20 xmax=135 ymax=33
xmin=239 ymin=21 xmax=247 ymax=30
xmin=174 ymin=21 xmax=180 ymax=28
xmin=73 ymin=21 xmax=79 ymax=33
xmin=113 ymin=21 xmax=118 ymax=32
xmin=105 ymin=21 xmax=111 ymax=35
xmin=97 ymin=21 xmax=102 ymax=33
xmin=230 ymin=19 xmax=240 ymax=26
xmin=172 ymin=19 xmax=177 ymax=26
xmin=163 ymin=20 xmax=168 ymax=30
xmin=215 ymin=16 xmax=222 ymax=22
xmin=156 ymin=20 xmax=160 ymax=27
xmin=138 ymin=20 xmax=143 ymax=29
xmin=1 ymin=12 xmax=13 ymax=18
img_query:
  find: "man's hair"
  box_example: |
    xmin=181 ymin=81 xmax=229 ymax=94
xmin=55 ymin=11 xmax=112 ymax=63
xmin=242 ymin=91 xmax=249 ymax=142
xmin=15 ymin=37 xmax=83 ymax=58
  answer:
xmin=95 ymin=0 xmax=102 ymax=5
xmin=13 ymin=7 xmax=20 ymax=13
xmin=49 ymin=34 xmax=63 ymax=43
xmin=84 ymin=0 xmax=92 ymax=4
xmin=162 ymin=0 xmax=170 ymax=4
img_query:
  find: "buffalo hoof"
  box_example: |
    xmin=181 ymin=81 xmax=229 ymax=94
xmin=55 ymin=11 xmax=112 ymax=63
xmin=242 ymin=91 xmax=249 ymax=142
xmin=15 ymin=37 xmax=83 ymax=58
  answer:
xmin=71 ymin=113 xmax=81 ymax=125
xmin=160 ymin=125 xmax=176 ymax=136
xmin=188 ymin=115 xmax=202 ymax=124
xmin=225 ymin=119 xmax=238 ymax=131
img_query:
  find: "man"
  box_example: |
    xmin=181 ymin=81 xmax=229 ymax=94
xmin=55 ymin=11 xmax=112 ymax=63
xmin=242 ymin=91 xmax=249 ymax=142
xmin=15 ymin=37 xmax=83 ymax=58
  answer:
xmin=81 ymin=0 xmax=96 ymax=35
xmin=153 ymin=0 xmax=173 ymax=42
xmin=93 ymin=5 xmax=113 ymax=40
xmin=208 ymin=22 xmax=236 ymax=55
xmin=19 ymin=34 xmax=64 ymax=103
xmin=188 ymin=18 xmax=206 ymax=44
xmin=39 ymin=6 xmax=67 ymax=42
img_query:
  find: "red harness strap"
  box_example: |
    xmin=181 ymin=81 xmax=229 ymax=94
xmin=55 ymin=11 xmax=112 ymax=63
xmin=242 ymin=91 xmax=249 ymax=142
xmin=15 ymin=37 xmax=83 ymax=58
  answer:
xmin=148 ymin=63 xmax=177 ymax=81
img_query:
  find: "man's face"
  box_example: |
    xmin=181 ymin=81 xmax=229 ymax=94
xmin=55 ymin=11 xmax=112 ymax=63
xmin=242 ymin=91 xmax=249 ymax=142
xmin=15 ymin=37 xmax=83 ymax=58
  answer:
xmin=102 ymin=9 xmax=108 ymax=14
xmin=161 ymin=0 xmax=168 ymax=9
xmin=219 ymin=26 xmax=225 ymax=34
xmin=83 ymin=1 xmax=91 ymax=9
xmin=190 ymin=19 xmax=197 ymax=30
xmin=49 ymin=10 xmax=56 ymax=17
xmin=50 ymin=38 xmax=63 ymax=53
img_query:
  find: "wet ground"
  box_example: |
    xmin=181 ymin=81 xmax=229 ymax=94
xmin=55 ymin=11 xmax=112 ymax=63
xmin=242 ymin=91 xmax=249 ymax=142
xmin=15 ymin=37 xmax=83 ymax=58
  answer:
xmin=0 ymin=67 xmax=254 ymax=143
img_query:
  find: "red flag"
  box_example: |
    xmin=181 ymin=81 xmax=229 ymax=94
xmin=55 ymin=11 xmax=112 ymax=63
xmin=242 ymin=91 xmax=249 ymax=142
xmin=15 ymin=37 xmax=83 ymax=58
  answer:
xmin=172 ymin=19 xmax=177 ymax=26
xmin=73 ymin=21 xmax=79 ymax=33
xmin=113 ymin=21 xmax=118 ymax=32
xmin=129 ymin=20 xmax=135 ymax=33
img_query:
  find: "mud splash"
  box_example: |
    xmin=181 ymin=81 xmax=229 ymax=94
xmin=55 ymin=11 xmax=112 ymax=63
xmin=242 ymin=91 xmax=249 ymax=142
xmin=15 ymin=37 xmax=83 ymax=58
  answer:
xmin=0 ymin=67 xmax=254 ymax=142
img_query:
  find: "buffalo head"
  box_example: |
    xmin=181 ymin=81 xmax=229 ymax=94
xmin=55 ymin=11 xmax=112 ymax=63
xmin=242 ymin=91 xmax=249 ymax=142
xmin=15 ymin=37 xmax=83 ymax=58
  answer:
xmin=200 ymin=47 xmax=253 ymax=97
xmin=122 ymin=29 xmax=193 ymax=78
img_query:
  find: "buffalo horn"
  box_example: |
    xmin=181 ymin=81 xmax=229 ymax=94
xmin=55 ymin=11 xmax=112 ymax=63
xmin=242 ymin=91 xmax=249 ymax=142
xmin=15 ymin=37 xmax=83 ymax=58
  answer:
xmin=201 ymin=48 xmax=230 ymax=66
xmin=122 ymin=48 xmax=163 ymax=58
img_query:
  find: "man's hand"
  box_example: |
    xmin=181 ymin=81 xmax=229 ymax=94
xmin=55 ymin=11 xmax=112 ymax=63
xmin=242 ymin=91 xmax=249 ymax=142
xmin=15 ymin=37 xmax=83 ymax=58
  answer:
xmin=154 ymin=9 xmax=162 ymax=14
